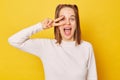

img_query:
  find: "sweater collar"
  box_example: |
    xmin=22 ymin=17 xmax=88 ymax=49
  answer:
xmin=60 ymin=40 xmax=76 ymax=47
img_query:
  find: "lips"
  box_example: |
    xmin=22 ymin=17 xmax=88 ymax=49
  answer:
xmin=63 ymin=27 xmax=72 ymax=36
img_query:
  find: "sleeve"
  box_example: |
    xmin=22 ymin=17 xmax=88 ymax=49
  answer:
xmin=8 ymin=22 xmax=44 ymax=57
xmin=87 ymin=44 xmax=98 ymax=80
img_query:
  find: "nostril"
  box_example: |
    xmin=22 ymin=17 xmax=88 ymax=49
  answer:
xmin=66 ymin=21 xmax=70 ymax=24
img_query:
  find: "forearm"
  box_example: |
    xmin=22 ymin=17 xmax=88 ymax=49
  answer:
xmin=8 ymin=22 xmax=43 ymax=48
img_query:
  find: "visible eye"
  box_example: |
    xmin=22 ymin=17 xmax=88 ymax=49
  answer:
xmin=70 ymin=17 xmax=75 ymax=21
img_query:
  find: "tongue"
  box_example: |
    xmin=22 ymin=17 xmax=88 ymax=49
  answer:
xmin=64 ymin=29 xmax=71 ymax=36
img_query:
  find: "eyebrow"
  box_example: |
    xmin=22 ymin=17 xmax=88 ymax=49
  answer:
xmin=70 ymin=15 xmax=75 ymax=17
xmin=60 ymin=15 xmax=75 ymax=17
xmin=59 ymin=15 xmax=75 ymax=18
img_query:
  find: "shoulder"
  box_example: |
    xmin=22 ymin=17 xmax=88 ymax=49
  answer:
xmin=79 ymin=40 xmax=95 ymax=57
xmin=80 ymin=40 xmax=93 ymax=49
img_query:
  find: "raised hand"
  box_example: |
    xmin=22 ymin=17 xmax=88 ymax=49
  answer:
xmin=41 ymin=16 xmax=65 ymax=29
xmin=41 ymin=18 xmax=53 ymax=29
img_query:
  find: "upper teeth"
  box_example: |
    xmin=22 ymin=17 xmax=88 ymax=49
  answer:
xmin=64 ymin=27 xmax=71 ymax=30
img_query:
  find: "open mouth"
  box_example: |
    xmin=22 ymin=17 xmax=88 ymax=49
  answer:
xmin=63 ymin=27 xmax=72 ymax=36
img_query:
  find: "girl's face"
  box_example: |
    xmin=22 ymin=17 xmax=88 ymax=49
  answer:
xmin=59 ymin=7 xmax=76 ymax=41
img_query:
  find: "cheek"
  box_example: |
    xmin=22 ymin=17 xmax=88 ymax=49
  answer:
xmin=59 ymin=26 xmax=64 ymax=33
xmin=72 ymin=23 xmax=77 ymax=30
xmin=58 ymin=26 xmax=62 ymax=30
xmin=72 ymin=27 xmax=76 ymax=34
xmin=71 ymin=21 xmax=76 ymax=26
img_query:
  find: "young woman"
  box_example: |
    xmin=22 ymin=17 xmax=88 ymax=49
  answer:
xmin=8 ymin=4 xmax=97 ymax=80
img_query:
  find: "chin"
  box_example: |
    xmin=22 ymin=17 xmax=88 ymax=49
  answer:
xmin=62 ymin=35 xmax=74 ymax=41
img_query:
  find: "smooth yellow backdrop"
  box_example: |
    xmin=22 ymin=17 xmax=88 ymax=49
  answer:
xmin=0 ymin=0 xmax=120 ymax=80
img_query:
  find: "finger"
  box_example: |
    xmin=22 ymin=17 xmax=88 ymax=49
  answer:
xmin=53 ymin=21 xmax=65 ymax=26
xmin=47 ymin=19 xmax=53 ymax=26
xmin=54 ymin=16 xmax=64 ymax=23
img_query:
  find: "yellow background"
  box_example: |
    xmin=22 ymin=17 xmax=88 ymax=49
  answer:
xmin=0 ymin=0 xmax=120 ymax=80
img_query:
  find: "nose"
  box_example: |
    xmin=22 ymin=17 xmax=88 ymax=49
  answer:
xmin=65 ymin=19 xmax=70 ymax=25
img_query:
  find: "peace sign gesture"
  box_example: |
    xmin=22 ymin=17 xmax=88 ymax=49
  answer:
xmin=41 ymin=16 xmax=65 ymax=29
